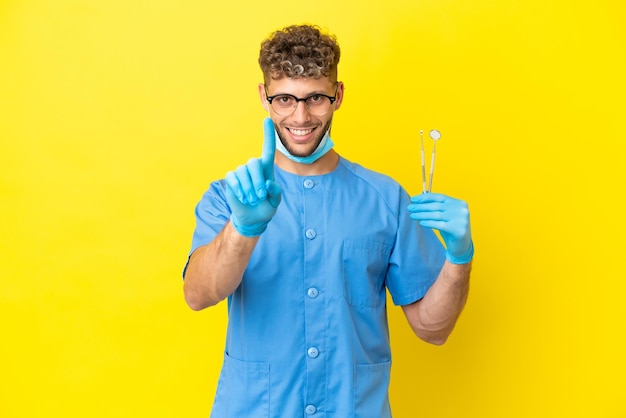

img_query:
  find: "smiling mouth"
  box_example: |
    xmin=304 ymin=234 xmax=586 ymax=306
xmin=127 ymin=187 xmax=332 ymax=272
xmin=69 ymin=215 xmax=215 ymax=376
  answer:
xmin=288 ymin=127 xmax=315 ymax=137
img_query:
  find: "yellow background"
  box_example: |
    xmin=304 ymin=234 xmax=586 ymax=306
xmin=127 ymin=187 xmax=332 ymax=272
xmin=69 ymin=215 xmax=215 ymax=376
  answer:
xmin=1 ymin=0 xmax=624 ymax=416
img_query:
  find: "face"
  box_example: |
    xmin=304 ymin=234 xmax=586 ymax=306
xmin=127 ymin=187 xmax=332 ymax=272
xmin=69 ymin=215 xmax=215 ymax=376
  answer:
xmin=259 ymin=77 xmax=344 ymax=158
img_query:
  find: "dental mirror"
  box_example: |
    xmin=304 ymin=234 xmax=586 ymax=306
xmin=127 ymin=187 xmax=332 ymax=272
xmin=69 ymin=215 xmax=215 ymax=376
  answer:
xmin=429 ymin=130 xmax=441 ymax=141
xmin=428 ymin=130 xmax=441 ymax=192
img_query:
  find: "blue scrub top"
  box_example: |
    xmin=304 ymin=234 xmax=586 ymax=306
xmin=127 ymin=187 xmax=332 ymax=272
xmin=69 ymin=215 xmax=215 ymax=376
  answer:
xmin=188 ymin=157 xmax=446 ymax=417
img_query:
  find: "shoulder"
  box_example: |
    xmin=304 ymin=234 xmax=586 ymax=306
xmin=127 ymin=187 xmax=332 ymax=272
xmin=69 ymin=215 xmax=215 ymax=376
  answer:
xmin=336 ymin=157 xmax=409 ymax=213
xmin=338 ymin=157 xmax=403 ymax=191
xmin=195 ymin=179 xmax=229 ymax=216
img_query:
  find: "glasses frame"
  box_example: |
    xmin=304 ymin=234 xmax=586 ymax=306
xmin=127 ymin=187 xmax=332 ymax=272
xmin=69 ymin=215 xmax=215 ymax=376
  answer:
xmin=264 ymin=83 xmax=339 ymax=116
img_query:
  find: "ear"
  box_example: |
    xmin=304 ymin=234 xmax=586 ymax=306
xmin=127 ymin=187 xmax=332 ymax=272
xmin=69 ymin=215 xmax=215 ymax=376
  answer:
xmin=333 ymin=81 xmax=345 ymax=111
xmin=258 ymin=83 xmax=270 ymax=113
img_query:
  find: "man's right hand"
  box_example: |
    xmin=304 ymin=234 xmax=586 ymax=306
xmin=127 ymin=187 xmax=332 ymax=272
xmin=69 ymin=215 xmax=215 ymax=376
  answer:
xmin=224 ymin=117 xmax=282 ymax=237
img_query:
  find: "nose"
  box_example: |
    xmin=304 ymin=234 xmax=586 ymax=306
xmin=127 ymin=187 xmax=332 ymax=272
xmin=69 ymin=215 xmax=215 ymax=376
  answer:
xmin=291 ymin=100 xmax=310 ymax=123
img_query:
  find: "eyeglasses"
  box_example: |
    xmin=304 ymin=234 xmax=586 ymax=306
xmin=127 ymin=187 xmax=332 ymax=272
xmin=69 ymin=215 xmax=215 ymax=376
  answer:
xmin=265 ymin=84 xmax=338 ymax=116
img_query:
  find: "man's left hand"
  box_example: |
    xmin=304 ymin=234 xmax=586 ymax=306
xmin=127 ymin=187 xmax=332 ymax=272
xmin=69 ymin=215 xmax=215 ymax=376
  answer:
xmin=407 ymin=193 xmax=474 ymax=264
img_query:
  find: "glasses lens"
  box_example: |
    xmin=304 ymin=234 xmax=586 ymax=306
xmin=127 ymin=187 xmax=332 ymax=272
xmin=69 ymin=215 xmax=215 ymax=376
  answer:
xmin=270 ymin=95 xmax=296 ymax=115
xmin=305 ymin=95 xmax=332 ymax=116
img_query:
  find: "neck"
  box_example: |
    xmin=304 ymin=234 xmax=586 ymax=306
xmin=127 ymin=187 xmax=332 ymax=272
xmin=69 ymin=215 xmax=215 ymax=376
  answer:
xmin=275 ymin=149 xmax=339 ymax=176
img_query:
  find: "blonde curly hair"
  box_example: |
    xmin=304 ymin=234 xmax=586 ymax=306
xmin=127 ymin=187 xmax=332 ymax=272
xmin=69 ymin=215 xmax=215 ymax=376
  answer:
xmin=259 ymin=25 xmax=341 ymax=83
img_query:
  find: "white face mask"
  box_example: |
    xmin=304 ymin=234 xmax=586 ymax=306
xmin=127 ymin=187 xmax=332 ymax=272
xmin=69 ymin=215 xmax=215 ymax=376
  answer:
xmin=274 ymin=126 xmax=334 ymax=164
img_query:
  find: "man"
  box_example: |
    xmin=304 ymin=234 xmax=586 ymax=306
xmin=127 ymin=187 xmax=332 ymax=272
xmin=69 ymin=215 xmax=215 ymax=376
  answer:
xmin=183 ymin=24 xmax=473 ymax=417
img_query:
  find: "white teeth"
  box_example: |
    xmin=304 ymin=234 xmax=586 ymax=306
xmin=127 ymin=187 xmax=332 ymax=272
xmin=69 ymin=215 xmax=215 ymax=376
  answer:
xmin=290 ymin=128 xmax=313 ymax=136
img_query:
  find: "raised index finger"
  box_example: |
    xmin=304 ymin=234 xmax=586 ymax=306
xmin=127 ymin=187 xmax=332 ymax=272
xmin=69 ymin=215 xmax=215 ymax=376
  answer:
xmin=261 ymin=117 xmax=276 ymax=180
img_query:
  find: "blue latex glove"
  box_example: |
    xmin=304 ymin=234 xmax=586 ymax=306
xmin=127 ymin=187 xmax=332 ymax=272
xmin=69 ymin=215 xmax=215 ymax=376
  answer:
xmin=224 ymin=118 xmax=282 ymax=237
xmin=407 ymin=193 xmax=474 ymax=264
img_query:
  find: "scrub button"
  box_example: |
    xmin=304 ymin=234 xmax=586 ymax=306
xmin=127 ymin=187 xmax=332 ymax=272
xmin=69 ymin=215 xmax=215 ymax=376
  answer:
xmin=307 ymin=347 xmax=319 ymax=358
xmin=307 ymin=287 xmax=319 ymax=298
xmin=305 ymin=405 xmax=317 ymax=415
xmin=304 ymin=179 xmax=315 ymax=189
xmin=305 ymin=229 xmax=317 ymax=239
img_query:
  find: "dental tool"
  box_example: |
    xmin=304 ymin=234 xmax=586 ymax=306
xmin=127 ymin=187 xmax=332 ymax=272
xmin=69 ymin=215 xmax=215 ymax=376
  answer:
xmin=420 ymin=130 xmax=427 ymax=193
xmin=418 ymin=129 xmax=442 ymax=193
xmin=428 ymin=130 xmax=441 ymax=193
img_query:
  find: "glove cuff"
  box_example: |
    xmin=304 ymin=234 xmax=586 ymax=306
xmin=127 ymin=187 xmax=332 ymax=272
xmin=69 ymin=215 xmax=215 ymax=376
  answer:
xmin=230 ymin=215 xmax=268 ymax=237
xmin=446 ymin=241 xmax=474 ymax=265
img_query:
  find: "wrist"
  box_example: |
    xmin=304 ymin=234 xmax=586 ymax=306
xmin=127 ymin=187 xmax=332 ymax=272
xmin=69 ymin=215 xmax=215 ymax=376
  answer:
xmin=446 ymin=240 xmax=474 ymax=264
xmin=230 ymin=215 xmax=268 ymax=237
